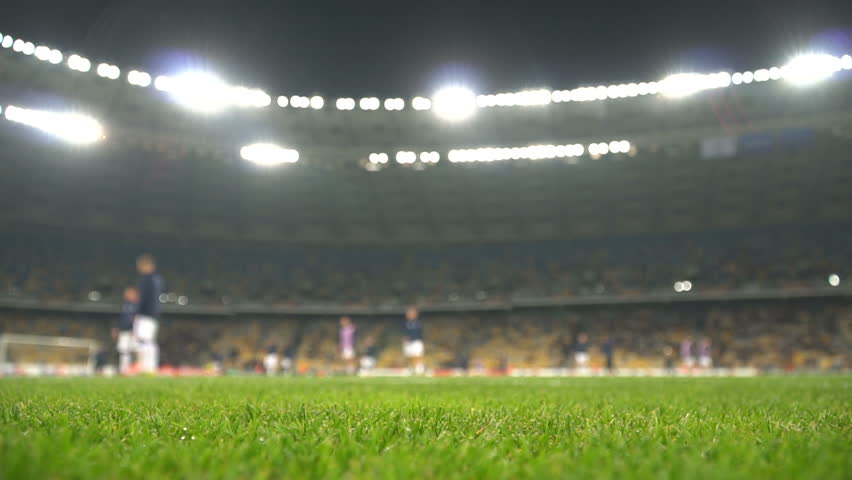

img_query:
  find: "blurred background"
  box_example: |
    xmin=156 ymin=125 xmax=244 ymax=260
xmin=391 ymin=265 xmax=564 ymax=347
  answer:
xmin=0 ymin=1 xmax=850 ymax=375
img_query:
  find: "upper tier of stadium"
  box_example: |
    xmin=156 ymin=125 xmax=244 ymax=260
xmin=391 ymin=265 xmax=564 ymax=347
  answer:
xmin=2 ymin=28 xmax=852 ymax=169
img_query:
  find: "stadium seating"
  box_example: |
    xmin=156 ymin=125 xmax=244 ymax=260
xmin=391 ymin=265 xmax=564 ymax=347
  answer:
xmin=2 ymin=300 xmax=849 ymax=371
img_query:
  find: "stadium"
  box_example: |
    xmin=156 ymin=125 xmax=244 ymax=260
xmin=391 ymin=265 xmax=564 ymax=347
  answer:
xmin=0 ymin=3 xmax=850 ymax=479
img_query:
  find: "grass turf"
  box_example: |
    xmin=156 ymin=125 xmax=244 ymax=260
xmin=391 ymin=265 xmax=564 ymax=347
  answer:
xmin=0 ymin=377 xmax=849 ymax=479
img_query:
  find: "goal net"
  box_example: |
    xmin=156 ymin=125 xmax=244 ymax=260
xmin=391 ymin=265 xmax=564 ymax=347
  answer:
xmin=0 ymin=333 xmax=100 ymax=376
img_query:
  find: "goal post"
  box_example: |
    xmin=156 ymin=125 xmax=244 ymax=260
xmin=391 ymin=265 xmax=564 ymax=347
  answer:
xmin=0 ymin=333 xmax=100 ymax=376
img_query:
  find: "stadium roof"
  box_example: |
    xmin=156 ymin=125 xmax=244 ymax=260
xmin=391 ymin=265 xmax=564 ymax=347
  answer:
xmin=3 ymin=1 xmax=852 ymax=97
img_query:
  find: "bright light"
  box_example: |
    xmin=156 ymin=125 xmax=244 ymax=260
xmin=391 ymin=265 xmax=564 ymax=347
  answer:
xmin=310 ymin=96 xmax=324 ymax=109
xmin=412 ymin=96 xmax=432 ymax=111
xmin=239 ymin=143 xmax=299 ymax=166
xmin=231 ymin=87 xmax=271 ymax=108
xmin=48 ymin=49 xmax=62 ymax=64
xmin=384 ymin=98 xmax=404 ymax=111
xmin=828 ymin=274 xmax=840 ymax=287
xmin=781 ymin=54 xmax=842 ymax=86
xmin=290 ymin=95 xmax=310 ymax=108
xmin=478 ymin=89 xmax=551 ymax=108
xmin=22 ymin=41 xmax=35 ymax=55
xmin=447 ymin=142 xmax=585 ymax=163
xmin=96 ymin=63 xmax=120 ymax=80
xmin=682 ymin=280 xmax=693 ymax=292
xmin=359 ymin=97 xmax=380 ymax=110
xmin=67 ymin=54 xmax=91 ymax=72
xmin=432 ymin=86 xmax=477 ymax=121
xmin=368 ymin=153 xmax=389 ymax=164
xmin=732 ymin=72 xmax=743 ymax=85
xmin=155 ymin=72 xmax=269 ymax=111
xmin=395 ymin=151 xmax=417 ymax=164
xmin=1 ymin=36 xmax=13 ymax=49
xmin=35 ymin=45 xmax=51 ymax=61
xmin=842 ymin=55 xmax=852 ymax=70
xmin=673 ymin=281 xmax=684 ymax=292
xmin=277 ymin=96 xmax=289 ymax=107
xmin=768 ymin=67 xmax=782 ymax=80
xmin=419 ymin=151 xmax=440 ymax=163
xmin=127 ymin=70 xmax=152 ymax=87
xmin=12 ymin=39 xmax=24 ymax=52
xmin=4 ymin=105 xmax=104 ymax=144
xmin=160 ymin=72 xmax=230 ymax=113
xmin=659 ymin=72 xmax=730 ymax=98
xmin=336 ymin=98 xmax=355 ymax=110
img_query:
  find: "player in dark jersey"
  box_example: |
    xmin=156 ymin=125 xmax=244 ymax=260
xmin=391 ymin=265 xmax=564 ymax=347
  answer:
xmin=112 ymin=286 xmax=138 ymax=374
xmin=402 ymin=307 xmax=424 ymax=375
xmin=134 ymin=254 xmax=164 ymax=374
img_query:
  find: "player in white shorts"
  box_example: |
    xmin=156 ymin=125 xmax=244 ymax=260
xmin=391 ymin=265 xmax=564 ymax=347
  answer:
xmin=263 ymin=346 xmax=279 ymax=375
xmin=402 ymin=307 xmax=425 ymax=375
xmin=573 ymin=332 xmax=590 ymax=371
xmin=113 ymin=287 xmax=138 ymax=375
xmin=134 ymin=254 xmax=164 ymax=374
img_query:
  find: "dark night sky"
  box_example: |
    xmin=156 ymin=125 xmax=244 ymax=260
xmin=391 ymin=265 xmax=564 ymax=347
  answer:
xmin=4 ymin=0 xmax=852 ymax=97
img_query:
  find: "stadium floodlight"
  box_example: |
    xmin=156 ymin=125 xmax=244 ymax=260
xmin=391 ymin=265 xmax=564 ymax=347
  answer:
xmin=411 ymin=96 xmax=432 ymax=111
xmin=659 ymin=72 xmax=730 ymax=98
xmin=742 ymin=71 xmax=754 ymax=84
xmin=48 ymin=49 xmax=63 ymax=65
xmin=1 ymin=36 xmax=12 ymax=49
xmin=753 ymin=68 xmax=770 ymax=82
xmin=96 ymin=63 xmax=121 ymax=80
xmin=768 ymin=67 xmax=782 ymax=80
xmin=239 ymin=143 xmax=299 ymax=166
xmin=67 ymin=54 xmax=91 ymax=72
xmin=277 ymin=96 xmax=289 ymax=107
xmin=828 ymin=274 xmax=840 ymax=287
xmin=419 ymin=151 xmax=440 ymax=163
xmin=156 ymin=73 xmax=269 ymax=110
xmin=22 ymin=41 xmax=35 ymax=55
xmin=673 ymin=281 xmax=684 ymax=292
xmin=368 ymin=153 xmax=389 ymax=164
xmin=368 ymin=153 xmax=390 ymax=164
xmin=12 ymin=39 xmax=24 ymax=52
xmin=383 ymin=98 xmax=404 ymax=111
xmin=231 ymin=87 xmax=271 ymax=108
xmin=35 ymin=45 xmax=51 ymax=61
xmin=842 ymin=54 xmax=852 ymax=70
xmin=336 ymin=98 xmax=355 ymax=110
xmin=395 ymin=151 xmax=417 ymax=164
xmin=359 ymin=97 xmax=380 ymax=110
xmin=447 ymin=142 xmax=586 ymax=164
xmin=432 ymin=86 xmax=477 ymax=121
xmin=310 ymin=95 xmax=324 ymax=109
xmin=731 ymin=72 xmax=743 ymax=85
xmin=293 ymin=95 xmax=314 ymax=108
xmin=127 ymin=70 xmax=152 ymax=87
xmin=4 ymin=105 xmax=105 ymax=144
xmin=159 ymin=71 xmax=230 ymax=113
xmin=781 ymin=54 xmax=842 ymax=86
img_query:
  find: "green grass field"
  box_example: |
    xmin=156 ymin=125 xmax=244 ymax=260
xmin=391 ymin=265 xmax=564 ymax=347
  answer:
xmin=0 ymin=377 xmax=849 ymax=479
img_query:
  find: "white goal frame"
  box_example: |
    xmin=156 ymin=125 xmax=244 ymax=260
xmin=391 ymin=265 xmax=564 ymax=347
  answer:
xmin=0 ymin=333 xmax=100 ymax=375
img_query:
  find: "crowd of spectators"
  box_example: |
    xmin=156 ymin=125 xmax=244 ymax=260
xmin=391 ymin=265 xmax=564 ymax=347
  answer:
xmin=1 ymin=227 xmax=849 ymax=307
xmin=2 ymin=299 xmax=849 ymax=372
